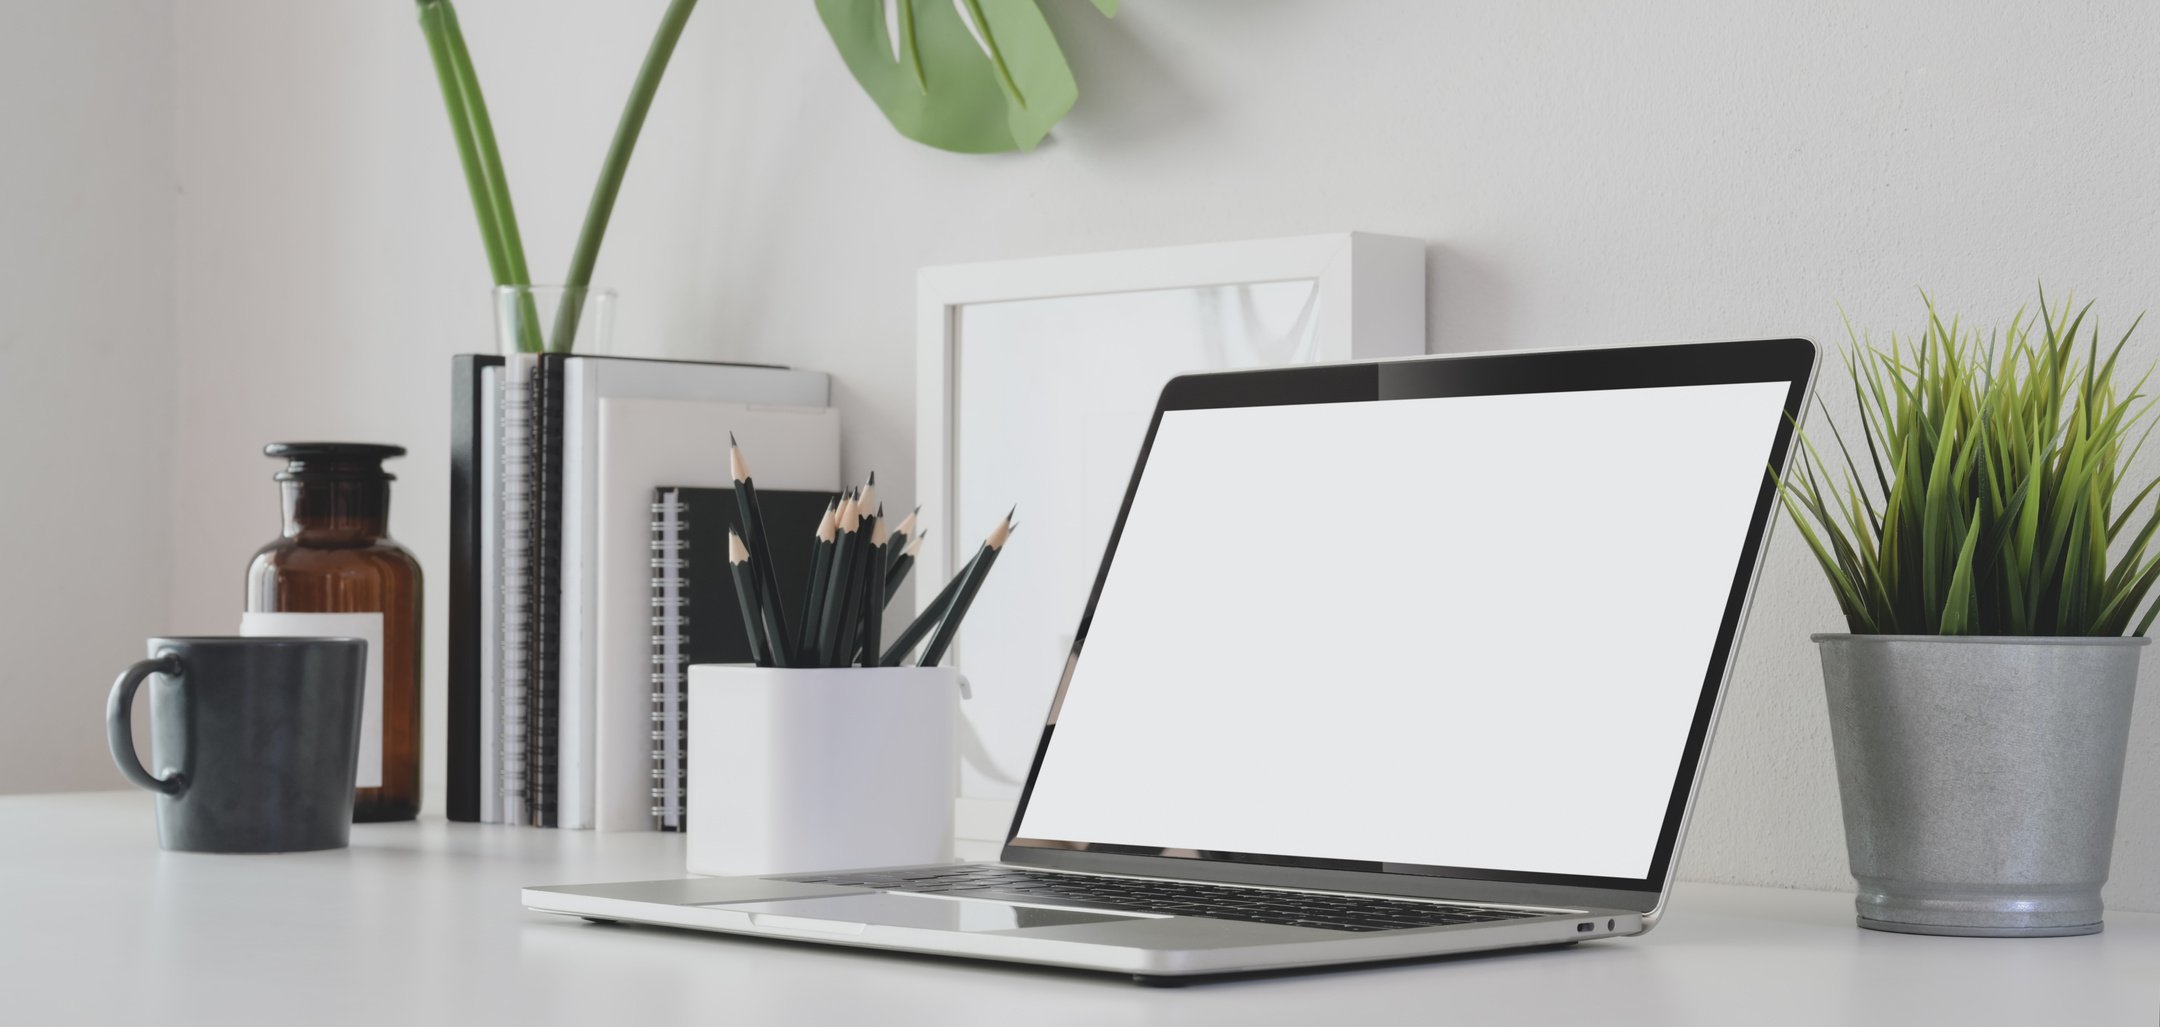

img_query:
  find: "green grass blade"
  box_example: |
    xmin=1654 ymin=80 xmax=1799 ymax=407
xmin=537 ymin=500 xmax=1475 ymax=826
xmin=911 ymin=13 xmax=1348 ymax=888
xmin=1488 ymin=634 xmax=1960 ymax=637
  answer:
xmin=1940 ymin=502 xmax=1983 ymax=634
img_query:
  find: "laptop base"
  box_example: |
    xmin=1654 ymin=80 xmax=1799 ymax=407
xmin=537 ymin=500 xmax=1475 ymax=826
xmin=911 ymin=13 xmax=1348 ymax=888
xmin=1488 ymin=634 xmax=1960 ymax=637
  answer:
xmin=523 ymin=864 xmax=1642 ymax=981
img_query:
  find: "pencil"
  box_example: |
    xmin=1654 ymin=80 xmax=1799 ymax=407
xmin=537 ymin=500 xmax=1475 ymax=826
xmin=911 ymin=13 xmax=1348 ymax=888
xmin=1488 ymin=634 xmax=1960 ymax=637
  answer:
xmin=885 ymin=534 xmax=923 ymax=605
xmin=915 ymin=514 xmax=1012 ymax=667
xmin=726 ymin=530 xmax=768 ymax=667
xmin=880 ymin=551 xmax=970 ymax=666
xmin=795 ymin=500 xmax=838 ymax=663
xmin=815 ymin=491 xmax=861 ymax=665
xmin=860 ymin=514 xmax=889 ymax=666
xmin=887 ymin=506 xmax=919 ymax=573
xmin=729 ymin=434 xmax=792 ymax=667
xmin=836 ymin=501 xmax=881 ymax=664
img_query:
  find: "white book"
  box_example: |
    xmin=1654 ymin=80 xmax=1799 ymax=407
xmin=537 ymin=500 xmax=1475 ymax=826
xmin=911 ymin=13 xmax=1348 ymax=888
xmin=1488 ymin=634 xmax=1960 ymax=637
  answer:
xmin=478 ymin=362 xmax=502 ymax=824
xmin=590 ymin=397 xmax=839 ymax=830
xmin=557 ymin=360 xmax=832 ymax=830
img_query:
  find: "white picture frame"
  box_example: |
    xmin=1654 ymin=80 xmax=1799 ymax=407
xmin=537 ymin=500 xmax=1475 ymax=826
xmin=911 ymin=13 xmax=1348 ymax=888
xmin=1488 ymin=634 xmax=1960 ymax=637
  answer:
xmin=915 ymin=232 xmax=1427 ymax=841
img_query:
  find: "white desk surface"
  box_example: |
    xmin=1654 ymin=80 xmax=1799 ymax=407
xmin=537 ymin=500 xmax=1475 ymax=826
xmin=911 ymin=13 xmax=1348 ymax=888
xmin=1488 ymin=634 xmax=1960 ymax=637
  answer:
xmin=8 ymin=791 xmax=2156 ymax=1025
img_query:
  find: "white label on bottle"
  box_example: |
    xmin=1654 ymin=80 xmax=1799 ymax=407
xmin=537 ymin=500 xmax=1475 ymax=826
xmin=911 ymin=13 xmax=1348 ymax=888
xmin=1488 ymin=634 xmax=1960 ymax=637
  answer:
xmin=240 ymin=612 xmax=386 ymax=788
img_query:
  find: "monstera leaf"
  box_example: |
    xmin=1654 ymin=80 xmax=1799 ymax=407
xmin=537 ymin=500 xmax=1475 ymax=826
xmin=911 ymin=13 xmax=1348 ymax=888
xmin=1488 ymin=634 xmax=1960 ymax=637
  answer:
xmin=817 ymin=0 xmax=1116 ymax=153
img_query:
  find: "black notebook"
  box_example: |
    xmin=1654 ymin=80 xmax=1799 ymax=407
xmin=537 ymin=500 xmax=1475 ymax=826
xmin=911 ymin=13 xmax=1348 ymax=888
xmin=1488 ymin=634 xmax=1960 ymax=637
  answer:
xmin=525 ymin=355 xmax=569 ymax=826
xmin=649 ymin=485 xmax=831 ymax=831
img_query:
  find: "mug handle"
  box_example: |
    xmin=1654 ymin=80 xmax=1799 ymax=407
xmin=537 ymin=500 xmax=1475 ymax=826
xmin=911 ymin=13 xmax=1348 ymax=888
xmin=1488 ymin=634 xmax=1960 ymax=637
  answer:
xmin=107 ymin=652 xmax=186 ymax=796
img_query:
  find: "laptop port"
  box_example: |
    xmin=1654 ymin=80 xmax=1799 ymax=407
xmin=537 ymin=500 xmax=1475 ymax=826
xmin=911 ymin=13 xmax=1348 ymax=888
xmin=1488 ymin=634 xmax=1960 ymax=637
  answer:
xmin=1576 ymin=922 xmax=1594 ymax=933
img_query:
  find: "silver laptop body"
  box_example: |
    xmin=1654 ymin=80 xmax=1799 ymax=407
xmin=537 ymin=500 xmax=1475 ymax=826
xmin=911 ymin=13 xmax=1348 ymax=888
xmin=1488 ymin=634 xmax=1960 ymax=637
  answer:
xmin=525 ymin=340 xmax=1820 ymax=982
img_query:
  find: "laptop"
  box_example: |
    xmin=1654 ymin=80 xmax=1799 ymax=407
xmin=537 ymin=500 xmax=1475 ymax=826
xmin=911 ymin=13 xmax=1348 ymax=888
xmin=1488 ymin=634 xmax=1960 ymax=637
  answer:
xmin=524 ymin=338 xmax=1820 ymax=982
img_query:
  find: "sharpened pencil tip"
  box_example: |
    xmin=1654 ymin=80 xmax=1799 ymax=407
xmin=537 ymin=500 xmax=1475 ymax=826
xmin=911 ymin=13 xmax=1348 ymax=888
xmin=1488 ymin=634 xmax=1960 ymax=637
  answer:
xmin=867 ymin=470 xmax=876 ymax=485
xmin=729 ymin=431 xmax=738 ymax=446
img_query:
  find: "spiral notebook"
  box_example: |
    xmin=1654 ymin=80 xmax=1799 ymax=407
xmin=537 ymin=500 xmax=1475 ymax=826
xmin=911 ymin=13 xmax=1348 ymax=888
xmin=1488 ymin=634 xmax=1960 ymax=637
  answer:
xmin=648 ymin=485 xmax=831 ymax=830
xmin=500 ymin=354 xmax=539 ymax=825
xmin=449 ymin=353 xmax=832 ymax=827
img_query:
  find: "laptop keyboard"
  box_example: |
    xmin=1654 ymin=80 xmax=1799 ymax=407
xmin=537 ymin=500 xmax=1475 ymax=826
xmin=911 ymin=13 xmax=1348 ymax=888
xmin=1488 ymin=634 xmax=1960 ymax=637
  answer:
xmin=774 ymin=865 xmax=1552 ymax=933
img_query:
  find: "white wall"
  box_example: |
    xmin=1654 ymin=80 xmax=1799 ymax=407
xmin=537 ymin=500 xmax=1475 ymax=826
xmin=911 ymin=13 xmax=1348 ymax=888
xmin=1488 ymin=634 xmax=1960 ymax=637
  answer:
xmin=0 ymin=1 xmax=174 ymax=794
xmin=28 ymin=0 xmax=2160 ymax=907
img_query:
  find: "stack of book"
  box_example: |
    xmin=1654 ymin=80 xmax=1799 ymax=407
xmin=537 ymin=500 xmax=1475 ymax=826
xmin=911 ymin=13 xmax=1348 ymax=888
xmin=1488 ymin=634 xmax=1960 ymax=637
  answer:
xmin=447 ymin=353 xmax=839 ymax=830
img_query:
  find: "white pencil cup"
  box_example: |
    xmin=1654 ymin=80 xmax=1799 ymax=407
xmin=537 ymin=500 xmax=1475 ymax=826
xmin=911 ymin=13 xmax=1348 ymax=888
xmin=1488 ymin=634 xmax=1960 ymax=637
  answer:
xmin=686 ymin=664 xmax=964 ymax=877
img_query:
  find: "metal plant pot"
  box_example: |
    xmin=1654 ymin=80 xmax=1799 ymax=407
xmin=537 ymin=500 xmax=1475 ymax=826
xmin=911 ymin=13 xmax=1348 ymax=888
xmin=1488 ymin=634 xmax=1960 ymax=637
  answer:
xmin=1814 ymin=634 xmax=2146 ymax=937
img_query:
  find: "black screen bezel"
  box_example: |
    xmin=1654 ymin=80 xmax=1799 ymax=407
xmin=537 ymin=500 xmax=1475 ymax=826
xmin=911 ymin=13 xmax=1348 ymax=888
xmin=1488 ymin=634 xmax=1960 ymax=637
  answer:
xmin=999 ymin=338 xmax=1818 ymax=898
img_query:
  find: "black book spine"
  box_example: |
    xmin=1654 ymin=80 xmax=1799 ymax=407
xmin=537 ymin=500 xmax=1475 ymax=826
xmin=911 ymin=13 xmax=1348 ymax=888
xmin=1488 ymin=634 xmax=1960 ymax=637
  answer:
xmin=525 ymin=354 xmax=566 ymax=827
xmin=446 ymin=353 xmax=501 ymax=824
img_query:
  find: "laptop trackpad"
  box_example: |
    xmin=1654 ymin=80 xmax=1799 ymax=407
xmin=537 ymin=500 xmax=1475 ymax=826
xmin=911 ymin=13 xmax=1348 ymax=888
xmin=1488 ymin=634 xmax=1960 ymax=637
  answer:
xmin=714 ymin=893 xmax=1148 ymax=933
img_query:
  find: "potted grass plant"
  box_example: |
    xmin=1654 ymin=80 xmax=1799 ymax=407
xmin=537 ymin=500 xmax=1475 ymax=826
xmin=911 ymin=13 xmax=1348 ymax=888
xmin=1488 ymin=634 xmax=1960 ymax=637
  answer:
xmin=1781 ymin=291 xmax=2159 ymax=937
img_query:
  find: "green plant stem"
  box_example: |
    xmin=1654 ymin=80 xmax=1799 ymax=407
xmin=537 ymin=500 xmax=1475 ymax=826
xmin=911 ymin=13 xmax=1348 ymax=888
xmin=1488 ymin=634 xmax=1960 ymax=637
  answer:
xmin=417 ymin=3 xmax=507 ymax=283
xmin=446 ymin=10 xmax=545 ymax=355
xmin=440 ymin=5 xmax=531 ymax=292
xmin=417 ymin=0 xmax=543 ymax=353
xmin=551 ymin=0 xmax=700 ymax=353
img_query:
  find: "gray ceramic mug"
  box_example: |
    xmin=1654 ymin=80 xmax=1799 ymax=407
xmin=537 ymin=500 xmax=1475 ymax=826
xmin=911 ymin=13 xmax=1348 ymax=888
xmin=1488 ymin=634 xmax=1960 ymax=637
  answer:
xmin=105 ymin=636 xmax=368 ymax=853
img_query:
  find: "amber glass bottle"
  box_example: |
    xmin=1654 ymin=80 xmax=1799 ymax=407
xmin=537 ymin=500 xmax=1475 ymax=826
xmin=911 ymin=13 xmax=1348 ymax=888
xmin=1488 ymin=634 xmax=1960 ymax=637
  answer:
xmin=246 ymin=443 xmax=424 ymax=822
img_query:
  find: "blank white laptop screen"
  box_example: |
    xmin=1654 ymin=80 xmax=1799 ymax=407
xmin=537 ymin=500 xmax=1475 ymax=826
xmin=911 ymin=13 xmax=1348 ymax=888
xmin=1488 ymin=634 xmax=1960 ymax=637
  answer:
xmin=1012 ymin=380 xmax=1793 ymax=881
